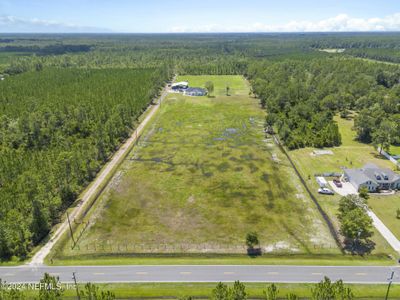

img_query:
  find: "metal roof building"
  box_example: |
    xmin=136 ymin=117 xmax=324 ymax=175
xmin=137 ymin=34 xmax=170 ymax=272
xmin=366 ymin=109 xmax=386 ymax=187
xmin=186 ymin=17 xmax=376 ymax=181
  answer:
xmin=344 ymin=163 xmax=400 ymax=192
xmin=184 ymin=87 xmax=207 ymax=96
xmin=171 ymin=81 xmax=189 ymax=90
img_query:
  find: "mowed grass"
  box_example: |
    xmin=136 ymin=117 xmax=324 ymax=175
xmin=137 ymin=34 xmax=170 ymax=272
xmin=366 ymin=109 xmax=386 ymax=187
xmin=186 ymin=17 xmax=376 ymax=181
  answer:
xmin=369 ymin=194 xmax=400 ymax=240
xmin=389 ymin=144 xmax=400 ymax=157
xmin=289 ymin=115 xmax=399 ymax=257
xmin=23 ymin=282 xmax=400 ymax=299
xmin=177 ymin=75 xmax=249 ymax=96
xmin=58 ymin=75 xmax=338 ymax=260
xmin=49 ymin=254 xmax=394 ymax=266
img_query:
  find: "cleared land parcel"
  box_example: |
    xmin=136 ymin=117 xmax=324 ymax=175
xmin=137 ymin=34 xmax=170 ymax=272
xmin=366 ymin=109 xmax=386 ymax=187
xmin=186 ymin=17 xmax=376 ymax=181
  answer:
xmin=56 ymin=75 xmax=338 ymax=260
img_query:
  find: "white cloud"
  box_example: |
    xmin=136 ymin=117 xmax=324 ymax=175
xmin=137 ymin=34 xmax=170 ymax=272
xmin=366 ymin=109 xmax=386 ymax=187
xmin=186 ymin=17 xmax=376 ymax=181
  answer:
xmin=0 ymin=15 xmax=110 ymax=33
xmin=169 ymin=13 xmax=400 ymax=33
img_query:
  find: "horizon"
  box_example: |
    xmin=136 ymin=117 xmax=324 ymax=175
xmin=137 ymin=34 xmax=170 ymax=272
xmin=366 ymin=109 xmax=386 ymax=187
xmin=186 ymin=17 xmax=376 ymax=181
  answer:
xmin=1 ymin=31 xmax=400 ymax=35
xmin=0 ymin=0 xmax=400 ymax=33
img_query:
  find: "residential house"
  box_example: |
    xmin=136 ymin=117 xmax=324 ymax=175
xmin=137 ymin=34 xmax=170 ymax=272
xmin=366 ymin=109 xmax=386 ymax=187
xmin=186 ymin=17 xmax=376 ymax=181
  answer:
xmin=343 ymin=163 xmax=400 ymax=192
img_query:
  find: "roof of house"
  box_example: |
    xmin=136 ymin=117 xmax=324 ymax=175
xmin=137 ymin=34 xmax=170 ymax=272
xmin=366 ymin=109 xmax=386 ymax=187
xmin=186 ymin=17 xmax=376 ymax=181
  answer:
xmin=185 ymin=87 xmax=207 ymax=94
xmin=344 ymin=163 xmax=400 ymax=185
xmin=344 ymin=168 xmax=374 ymax=186
xmin=363 ymin=163 xmax=400 ymax=183
xmin=171 ymin=81 xmax=188 ymax=88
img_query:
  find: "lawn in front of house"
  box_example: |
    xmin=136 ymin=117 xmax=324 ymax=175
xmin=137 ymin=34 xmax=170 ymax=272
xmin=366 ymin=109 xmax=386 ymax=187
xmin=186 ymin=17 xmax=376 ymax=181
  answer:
xmin=369 ymin=194 xmax=400 ymax=240
xmin=389 ymin=144 xmax=400 ymax=158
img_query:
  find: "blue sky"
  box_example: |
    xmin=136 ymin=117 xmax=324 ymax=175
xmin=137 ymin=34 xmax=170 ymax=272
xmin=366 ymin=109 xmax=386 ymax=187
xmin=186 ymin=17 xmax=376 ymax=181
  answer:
xmin=0 ymin=0 xmax=399 ymax=33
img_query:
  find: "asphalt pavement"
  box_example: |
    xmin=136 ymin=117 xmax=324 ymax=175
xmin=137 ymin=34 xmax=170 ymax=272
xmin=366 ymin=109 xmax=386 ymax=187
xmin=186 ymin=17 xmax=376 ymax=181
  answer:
xmin=0 ymin=265 xmax=399 ymax=284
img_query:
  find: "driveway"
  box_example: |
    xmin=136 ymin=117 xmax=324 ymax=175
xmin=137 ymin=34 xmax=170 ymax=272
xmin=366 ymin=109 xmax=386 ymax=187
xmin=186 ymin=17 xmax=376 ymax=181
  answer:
xmin=329 ymin=181 xmax=357 ymax=196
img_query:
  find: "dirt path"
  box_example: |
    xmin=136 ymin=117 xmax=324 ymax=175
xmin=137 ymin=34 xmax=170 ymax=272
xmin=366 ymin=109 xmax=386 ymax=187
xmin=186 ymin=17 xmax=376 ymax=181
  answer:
xmin=29 ymin=81 xmax=172 ymax=266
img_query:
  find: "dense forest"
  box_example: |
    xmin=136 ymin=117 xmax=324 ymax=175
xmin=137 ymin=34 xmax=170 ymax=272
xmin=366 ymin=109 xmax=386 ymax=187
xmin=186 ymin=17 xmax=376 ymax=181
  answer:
xmin=247 ymin=58 xmax=400 ymax=149
xmin=0 ymin=33 xmax=399 ymax=260
xmin=0 ymin=67 xmax=170 ymax=259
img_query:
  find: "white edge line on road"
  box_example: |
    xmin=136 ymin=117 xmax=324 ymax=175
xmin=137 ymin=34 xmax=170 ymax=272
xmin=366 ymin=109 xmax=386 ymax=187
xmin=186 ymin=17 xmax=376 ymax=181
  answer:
xmin=2 ymin=264 xmax=399 ymax=269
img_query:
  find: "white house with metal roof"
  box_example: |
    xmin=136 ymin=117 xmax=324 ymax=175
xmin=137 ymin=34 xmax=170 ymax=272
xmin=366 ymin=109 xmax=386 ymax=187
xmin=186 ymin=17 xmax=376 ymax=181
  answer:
xmin=171 ymin=81 xmax=189 ymax=90
xmin=343 ymin=163 xmax=400 ymax=192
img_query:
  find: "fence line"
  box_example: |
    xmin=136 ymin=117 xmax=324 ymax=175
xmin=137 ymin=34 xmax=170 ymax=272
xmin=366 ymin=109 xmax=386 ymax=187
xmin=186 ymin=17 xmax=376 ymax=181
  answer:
xmin=272 ymin=134 xmax=344 ymax=253
xmin=70 ymin=241 xmax=338 ymax=254
xmin=378 ymin=147 xmax=400 ymax=168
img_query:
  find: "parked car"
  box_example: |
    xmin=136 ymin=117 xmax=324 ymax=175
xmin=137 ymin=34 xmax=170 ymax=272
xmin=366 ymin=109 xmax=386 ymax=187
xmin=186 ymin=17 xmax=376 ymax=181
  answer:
xmin=318 ymin=188 xmax=334 ymax=195
xmin=333 ymin=178 xmax=343 ymax=188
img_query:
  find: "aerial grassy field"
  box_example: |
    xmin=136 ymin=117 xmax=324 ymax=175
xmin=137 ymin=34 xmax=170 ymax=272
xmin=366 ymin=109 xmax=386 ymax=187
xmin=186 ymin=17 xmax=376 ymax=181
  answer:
xmin=289 ymin=115 xmax=399 ymax=257
xmin=177 ymin=75 xmax=248 ymax=96
xmin=369 ymin=194 xmax=400 ymax=240
xmin=55 ymin=75 xmax=339 ymax=261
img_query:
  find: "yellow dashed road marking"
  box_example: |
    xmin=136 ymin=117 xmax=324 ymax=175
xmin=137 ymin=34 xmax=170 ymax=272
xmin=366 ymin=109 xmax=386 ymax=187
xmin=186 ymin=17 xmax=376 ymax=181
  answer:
xmin=93 ymin=272 xmax=105 ymax=275
xmin=180 ymin=272 xmax=192 ymax=275
xmin=267 ymin=272 xmax=279 ymax=275
xmin=312 ymin=273 xmax=323 ymax=275
xmin=136 ymin=272 xmax=148 ymax=275
xmin=224 ymin=272 xmax=235 ymax=275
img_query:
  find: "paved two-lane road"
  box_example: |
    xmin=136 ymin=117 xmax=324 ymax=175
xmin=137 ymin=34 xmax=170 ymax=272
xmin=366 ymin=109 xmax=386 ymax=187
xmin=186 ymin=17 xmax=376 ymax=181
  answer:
xmin=0 ymin=265 xmax=399 ymax=284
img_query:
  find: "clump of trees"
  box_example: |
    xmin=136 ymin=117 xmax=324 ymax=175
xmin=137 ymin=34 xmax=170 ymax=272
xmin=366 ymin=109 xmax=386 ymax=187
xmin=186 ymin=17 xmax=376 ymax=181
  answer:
xmin=338 ymin=195 xmax=374 ymax=254
xmin=212 ymin=281 xmax=247 ymax=300
xmin=205 ymin=81 xmax=215 ymax=97
xmin=311 ymin=277 xmax=354 ymax=300
xmin=207 ymin=278 xmax=354 ymax=300
xmin=245 ymin=232 xmax=261 ymax=256
xmin=245 ymin=232 xmax=259 ymax=249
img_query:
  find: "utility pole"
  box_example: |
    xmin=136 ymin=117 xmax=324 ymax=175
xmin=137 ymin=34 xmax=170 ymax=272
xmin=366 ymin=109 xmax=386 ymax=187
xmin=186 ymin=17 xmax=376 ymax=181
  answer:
xmin=67 ymin=212 xmax=76 ymax=247
xmin=72 ymin=272 xmax=81 ymax=300
xmin=385 ymin=270 xmax=395 ymax=300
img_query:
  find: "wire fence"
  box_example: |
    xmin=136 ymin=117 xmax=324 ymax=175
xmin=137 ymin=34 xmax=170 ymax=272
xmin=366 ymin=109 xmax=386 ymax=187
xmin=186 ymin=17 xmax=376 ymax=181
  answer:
xmin=69 ymin=241 xmax=339 ymax=254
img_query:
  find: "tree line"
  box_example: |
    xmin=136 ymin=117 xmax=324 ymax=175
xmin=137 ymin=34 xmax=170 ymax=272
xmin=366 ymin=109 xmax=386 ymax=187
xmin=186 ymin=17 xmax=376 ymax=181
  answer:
xmin=0 ymin=275 xmax=356 ymax=299
xmin=0 ymin=67 xmax=170 ymax=260
xmin=248 ymin=57 xmax=400 ymax=150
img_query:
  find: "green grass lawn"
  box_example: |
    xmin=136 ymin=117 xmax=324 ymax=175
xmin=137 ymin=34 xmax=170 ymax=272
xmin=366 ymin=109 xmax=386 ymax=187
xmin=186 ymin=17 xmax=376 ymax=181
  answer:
xmin=22 ymin=282 xmax=400 ymax=299
xmin=54 ymin=75 xmax=339 ymax=262
xmin=48 ymin=253 xmax=394 ymax=266
xmin=389 ymin=144 xmax=400 ymax=157
xmin=369 ymin=194 xmax=400 ymax=240
xmin=177 ymin=75 xmax=248 ymax=96
xmin=289 ymin=115 xmax=399 ymax=257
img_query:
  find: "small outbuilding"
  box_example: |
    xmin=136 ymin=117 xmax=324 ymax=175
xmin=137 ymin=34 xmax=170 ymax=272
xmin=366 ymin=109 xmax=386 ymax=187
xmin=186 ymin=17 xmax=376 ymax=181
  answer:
xmin=316 ymin=176 xmax=328 ymax=188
